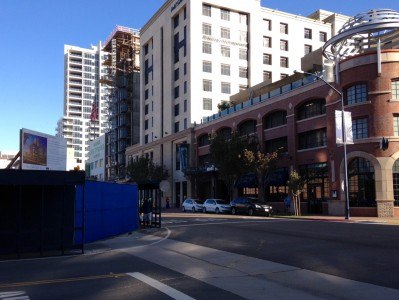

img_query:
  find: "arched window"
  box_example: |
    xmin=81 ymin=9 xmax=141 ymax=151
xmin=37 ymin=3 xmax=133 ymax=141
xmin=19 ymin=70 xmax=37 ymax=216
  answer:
xmin=392 ymin=159 xmax=399 ymax=206
xmin=197 ymin=134 xmax=210 ymax=147
xmin=264 ymin=110 xmax=287 ymax=129
xmin=297 ymin=98 xmax=326 ymax=121
xmin=217 ymin=127 xmax=232 ymax=139
xmin=348 ymin=157 xmax=375 ymax=207
xmin=345 ymin=83 xmax=367 ymax=105
xmin=238 ymin=120 xmax=257 ymax=136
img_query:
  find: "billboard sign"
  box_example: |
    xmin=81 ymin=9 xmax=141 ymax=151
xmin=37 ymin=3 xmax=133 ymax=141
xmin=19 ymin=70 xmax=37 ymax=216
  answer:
xmin=21 ymin=128 xmax=67 ymax=171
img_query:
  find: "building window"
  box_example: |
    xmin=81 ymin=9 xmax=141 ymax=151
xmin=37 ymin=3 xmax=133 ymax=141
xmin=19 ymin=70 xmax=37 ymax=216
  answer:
xmin=184 ymin=99 xmax=187 ymax=112
xmin=263 ymin=36 xmax=271 ymax=48
xmin=203 ymin=61 xmax=212 ymax=73
xmin=263 ymin=71 xmax=272 ymax=82
xmin=184 ymin=81 xmax=187 ymax=94
xmin=145 ymin=89 xmax=149 ymax=100
xmin=174 ymin=68 xmax=179 ymax=81
xmin=144 ymin=44 xmax=149 ymax=55
xmin=174 ymin=14 xmax=179 ymax=28
xmin=203 ymin=80 xmax=212 ymax=92
xmin=184 ymin=118 xmax=187 ymax=129
xmin=304 ymin=44 xmax=312 ymax=55
xmin=203 ymin=4 xmax=211 ymax=17
xmin=239 ymin=48 xmax=247 ymax=60
xmin=221 ymin=82 xmax=231 ymax=94
xmin=239 ymin=67 xmax=248 ymax=78
xmin=221 ymin=27 xmax=230 ymax=39
xmin=265 ymin=110 xmax=287 ymax=129
xmin=144 ymin=134 xmax=149 ymax=144
xmin=298 ymin=98 xmax=326 ymax=120
xmin=263 ymin=53 xmax=272 ymax=65
xmin=298 ymin=128 xmax=327 ymax=150
xmin=239 ymin=31 xmax=247 ymax=43
xmin=280 ymin=57 xmax=288 ymax=68
xmin=221 ymin=45 xmax=230 ymax=57
xmin=264 ymin=19 xmax=272 ymax=30
xmin=392 ymin=79 xmax=399 ymax=99
xmin=280 ymin=23 xmax=288 ymax=34
xmin=174 ymin=103 xmax=180 ymax=116
xmin=352 ymin=118 xmax=368 ymax=139
xmin=280 ymin=40 xmax=288 ymax=51
xmin=198 ymin=134 xmax=210 ymax=147
xmin=174 ymin=122 xmax=180 ymax=133
xmin=202 ymin=23 xmax=212 ymax=36
xmin=239 ymin=13 xmax=247 ymax=24
xmin=145 ymin=104 xmax=149 ymax=115
xmin=265 ymin=136 xmax=288 ymax=153
xmin=394 ymin=114 xmax=399 ymax=136
xmin=221 ymin=9 xmax=230 ymax=21
xmin=348 ymin=158 xmax=376 ymax=207
xmin=202 ymin=42 xmax=212 ymax=54
xmin=221 ymin=64 xmax=230 ymax=76
xmin=304 ymin=28 xmax=312 ymax=39
xmin=144 ymin=119 xmax=149 ymax=130
xmin=346 ymin=83 xmax=367 ymax=105
xmin=203 ymin=98 xmax=212 ymax=110
xmin=319 ymin=31 xmax=327 ymax=42
xmin=174 ymin=86 xmax=179 ymax=98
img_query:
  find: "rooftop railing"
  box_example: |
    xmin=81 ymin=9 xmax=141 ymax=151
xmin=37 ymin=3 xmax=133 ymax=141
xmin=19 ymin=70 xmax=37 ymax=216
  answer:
xmin=202 ymin=75 xmax=318 ymax=124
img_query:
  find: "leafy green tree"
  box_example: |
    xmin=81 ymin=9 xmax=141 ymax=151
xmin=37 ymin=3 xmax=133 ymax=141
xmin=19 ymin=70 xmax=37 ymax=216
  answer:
xmin=217 ymin=101 xmax=231 ymax=112
xmin=209 ymin=132 xmax=257 ymax=200
xmin=126 ymin=156 xmax=168 ymax=184
xmin=243 ymin=149 xmax=278 ymax=203
xmin=287 ymin=170 xmax=304 ymax=216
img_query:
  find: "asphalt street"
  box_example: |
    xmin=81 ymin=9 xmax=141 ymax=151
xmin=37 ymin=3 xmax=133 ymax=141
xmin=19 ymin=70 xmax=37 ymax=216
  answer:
xmin=0 ymin=212 xmax=398 ymax=299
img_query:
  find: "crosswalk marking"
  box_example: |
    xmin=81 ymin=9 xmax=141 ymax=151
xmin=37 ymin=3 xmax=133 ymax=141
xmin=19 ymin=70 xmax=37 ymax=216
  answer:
xmin=127 ymin=272 xmax=195 ymax=300
xmin=0 ymin=291 xmax=30 ymax=299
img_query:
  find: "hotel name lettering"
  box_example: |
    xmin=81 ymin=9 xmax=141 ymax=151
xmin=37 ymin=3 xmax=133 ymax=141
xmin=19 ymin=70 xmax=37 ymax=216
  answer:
xmin=202 ymin=35 xmax=247 ymax=48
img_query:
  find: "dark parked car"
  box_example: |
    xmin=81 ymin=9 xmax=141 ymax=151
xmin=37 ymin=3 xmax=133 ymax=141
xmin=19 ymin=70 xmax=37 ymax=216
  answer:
xmin=230 ymin=197 xmax=272 ymax=216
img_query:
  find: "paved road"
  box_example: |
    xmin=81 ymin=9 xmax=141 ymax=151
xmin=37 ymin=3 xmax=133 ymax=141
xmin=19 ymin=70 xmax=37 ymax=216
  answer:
xmin=0 ymin=213 xmax=398 ymax=299
xmin=161 ymin=212 xmax=399 ymax=289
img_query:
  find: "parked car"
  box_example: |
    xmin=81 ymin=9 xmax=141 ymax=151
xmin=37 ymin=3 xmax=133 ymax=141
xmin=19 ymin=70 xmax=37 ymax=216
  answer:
xmin=203 ymin=199 xmax=232 ymax=214
xmin=230 ymin=197 xmax=272 ymax=216
xmin=182 ymin=198 xmax=204 ymax=213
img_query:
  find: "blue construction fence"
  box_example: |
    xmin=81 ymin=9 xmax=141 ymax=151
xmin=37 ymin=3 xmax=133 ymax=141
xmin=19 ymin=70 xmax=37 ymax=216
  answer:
xmin=75 ymin=181 xmax=139 ymax=244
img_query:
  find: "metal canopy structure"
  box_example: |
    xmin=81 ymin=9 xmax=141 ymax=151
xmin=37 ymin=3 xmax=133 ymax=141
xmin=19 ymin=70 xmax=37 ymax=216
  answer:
xmin=322 ymin=9 xmax=399 ymax=61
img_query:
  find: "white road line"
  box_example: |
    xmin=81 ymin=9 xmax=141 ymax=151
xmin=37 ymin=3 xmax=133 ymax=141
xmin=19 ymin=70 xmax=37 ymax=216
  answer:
xmin=127 ymin=272 xmax=195 ymax=300
xmin=0 ymin=291 xmax=30 ymax=299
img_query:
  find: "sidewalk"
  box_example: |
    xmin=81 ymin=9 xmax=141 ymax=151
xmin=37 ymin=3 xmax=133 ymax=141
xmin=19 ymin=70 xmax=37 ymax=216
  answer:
xmin=274 ymin=214 xmax=399 ymax=225
xmin=162 ymin=207 xmax=399 ymax=225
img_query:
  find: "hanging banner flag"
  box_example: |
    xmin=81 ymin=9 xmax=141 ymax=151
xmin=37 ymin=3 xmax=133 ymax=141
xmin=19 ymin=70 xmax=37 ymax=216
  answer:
xmin=179 ymin=143 xmax=189 ymax=172
xmin=344 ymin=111 xmax=354 ymax=144
xmin=335 ymin=110 xmax=354 ymax=144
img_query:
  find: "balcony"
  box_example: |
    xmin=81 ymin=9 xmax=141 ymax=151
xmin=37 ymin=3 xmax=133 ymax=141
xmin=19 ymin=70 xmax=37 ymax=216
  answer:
xmin=69 ymin=93 xmax=82 ymax=99
xmin=69 ymin=79 xmax=82 ymax=85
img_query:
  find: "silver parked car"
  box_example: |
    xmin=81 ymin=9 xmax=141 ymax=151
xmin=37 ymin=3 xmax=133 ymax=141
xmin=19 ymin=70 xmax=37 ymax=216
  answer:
xmin=203 ymin=199 xmax=232 ymax=214
xmin=182 ymin=199 xmax=204 ymax=213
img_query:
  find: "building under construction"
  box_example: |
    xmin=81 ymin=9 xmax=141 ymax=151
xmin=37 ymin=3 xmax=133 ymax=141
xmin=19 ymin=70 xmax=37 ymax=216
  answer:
xmin=101 ymin=26 xmax=140 ymax=181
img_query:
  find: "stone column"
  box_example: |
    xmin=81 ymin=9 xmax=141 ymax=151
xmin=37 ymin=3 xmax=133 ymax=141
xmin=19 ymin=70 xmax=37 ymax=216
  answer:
xmin=376 ymin=157 xmax=395 ymax=218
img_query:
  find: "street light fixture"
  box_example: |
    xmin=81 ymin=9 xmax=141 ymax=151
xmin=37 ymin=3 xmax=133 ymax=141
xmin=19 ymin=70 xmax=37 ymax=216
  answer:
xmin=294 ymin=70 xmax=350 ymax=220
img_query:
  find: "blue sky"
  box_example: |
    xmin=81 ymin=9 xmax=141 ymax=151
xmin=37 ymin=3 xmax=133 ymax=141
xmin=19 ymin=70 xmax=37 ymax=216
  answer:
xmin=0 ymin=0 xmax=398 ymax=152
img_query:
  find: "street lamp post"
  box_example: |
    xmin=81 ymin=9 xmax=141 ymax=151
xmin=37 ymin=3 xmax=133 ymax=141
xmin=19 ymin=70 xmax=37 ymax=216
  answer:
xmin=294 ymin=70 xmax=350 ymax=220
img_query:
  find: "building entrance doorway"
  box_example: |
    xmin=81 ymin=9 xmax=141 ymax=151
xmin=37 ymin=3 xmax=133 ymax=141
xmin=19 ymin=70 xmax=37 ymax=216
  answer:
xmin=307 ymin=183 xmax=323 ymax=214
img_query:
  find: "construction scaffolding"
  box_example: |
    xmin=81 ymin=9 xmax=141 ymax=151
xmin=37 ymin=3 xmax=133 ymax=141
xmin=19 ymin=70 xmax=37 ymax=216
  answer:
xmin=100 ymin=26 xmax=140 ymax=181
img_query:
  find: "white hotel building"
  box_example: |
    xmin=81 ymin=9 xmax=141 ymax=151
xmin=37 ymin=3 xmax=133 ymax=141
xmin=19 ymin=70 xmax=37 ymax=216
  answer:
xmin=127 ymin=0 xmax=348 ymax=205
xmin=57 ymin=44 xmax=111 ymax=170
